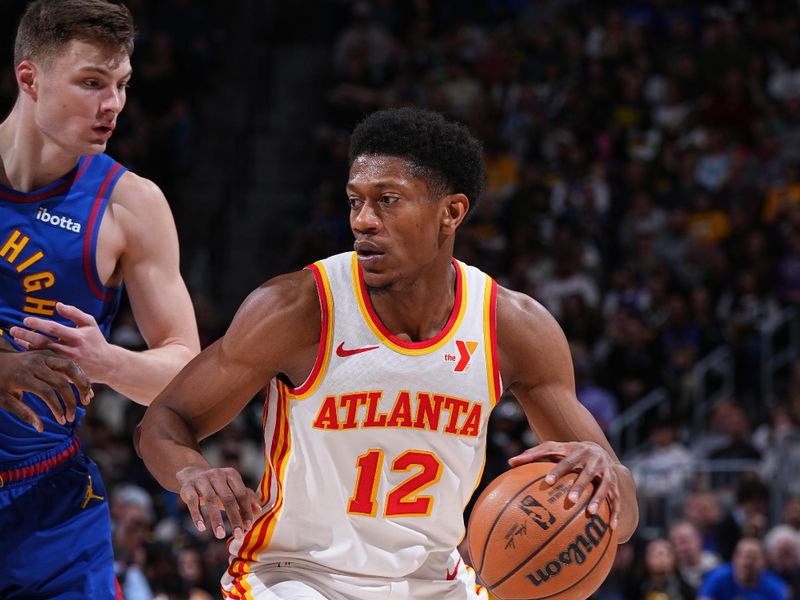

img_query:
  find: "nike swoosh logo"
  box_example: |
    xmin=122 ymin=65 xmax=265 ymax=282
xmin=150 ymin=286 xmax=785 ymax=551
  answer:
xmin=446 ymin=557 xmax=462 ymax=581
xmin=336 ymin=341 xmax=380 ymax=357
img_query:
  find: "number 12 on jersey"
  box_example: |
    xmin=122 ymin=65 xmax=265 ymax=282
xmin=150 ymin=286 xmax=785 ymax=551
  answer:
xmin=348 ymin=449 xmax=443 ymax=517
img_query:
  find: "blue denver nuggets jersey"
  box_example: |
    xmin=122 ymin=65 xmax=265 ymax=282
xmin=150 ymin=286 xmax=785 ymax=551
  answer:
xmin=0 ymin=153 xmax=126 ymax=462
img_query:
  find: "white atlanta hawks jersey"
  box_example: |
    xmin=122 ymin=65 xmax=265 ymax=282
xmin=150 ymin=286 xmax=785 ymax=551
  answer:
xmin=223 ymin=252 xmax=501 ymax=597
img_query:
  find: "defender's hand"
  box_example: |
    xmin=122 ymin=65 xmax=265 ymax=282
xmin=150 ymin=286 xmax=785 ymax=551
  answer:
xmin=508 ymin=441 xmax=625 ymax=529
xmin=0 ymin=349 xmax=92 ymax=431
xmin=176 ymin=465 xmax=261 ymax=540
xmin=10 ymin=302 xmax=114 ymax=382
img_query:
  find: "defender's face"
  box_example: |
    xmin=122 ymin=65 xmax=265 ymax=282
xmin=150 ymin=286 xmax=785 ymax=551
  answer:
xmin=30 ymin=40 xmax=131 ymax=155
xmin=347 ymin=155 xmax=448 ymax=290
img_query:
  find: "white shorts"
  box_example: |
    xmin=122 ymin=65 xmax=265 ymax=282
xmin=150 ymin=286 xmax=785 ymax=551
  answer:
xmin=222 ymin=562 xmax=490 ymax=600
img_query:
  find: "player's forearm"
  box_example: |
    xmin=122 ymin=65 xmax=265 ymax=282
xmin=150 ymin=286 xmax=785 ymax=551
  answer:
xmin=98 ymin=343 xmax=197 ymax=404
xmin=614 ymin=463 xmax=639 ymax=543
xmin=134 ymin=404 xmax=209 ymax=492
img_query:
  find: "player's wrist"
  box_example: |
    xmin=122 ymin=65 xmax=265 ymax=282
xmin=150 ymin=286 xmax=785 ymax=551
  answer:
xmin=92 ymin=342 xmax=126 ymax=387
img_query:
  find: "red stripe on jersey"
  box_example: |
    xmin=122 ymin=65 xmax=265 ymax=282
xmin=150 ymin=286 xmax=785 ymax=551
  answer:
xmin=83 ymin=163 xmax=122 ymax=300
xmin=488 ymin=279 xmax=501 ymax=403
xmin=356 ymin=257 xmax=464 ymax=350
xmin=290 ymin=263 xmax=330 ymax=395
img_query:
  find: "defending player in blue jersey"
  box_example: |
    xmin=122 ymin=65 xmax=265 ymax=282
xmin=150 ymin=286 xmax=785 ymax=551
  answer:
xmin=0 ymin=1 xmax=200 ymax=598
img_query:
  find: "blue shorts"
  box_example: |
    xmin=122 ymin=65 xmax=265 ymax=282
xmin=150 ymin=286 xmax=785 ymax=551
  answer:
xmin=0 ymin=440 xmax=119 ymax=599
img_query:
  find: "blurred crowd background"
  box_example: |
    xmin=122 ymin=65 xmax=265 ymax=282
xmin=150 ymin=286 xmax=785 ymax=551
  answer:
xmin=4 ymin=0 xmax=800 ymax=598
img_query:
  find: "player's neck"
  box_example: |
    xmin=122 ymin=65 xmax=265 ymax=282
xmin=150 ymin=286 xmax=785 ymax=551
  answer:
xmin=0 ymin=104 xmax=81 ymax=192
xmin=366 ymin=258 xmax=457 ymax=343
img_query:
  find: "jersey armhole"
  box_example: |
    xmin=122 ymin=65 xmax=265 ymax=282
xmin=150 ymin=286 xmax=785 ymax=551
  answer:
xmin=286 ymin=262 xmax=334 ymax=398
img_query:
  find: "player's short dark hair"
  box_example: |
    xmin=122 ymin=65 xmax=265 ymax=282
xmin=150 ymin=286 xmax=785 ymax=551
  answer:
xmin=349 ymin=107 xmax=485 ymax=213
xmin=15 ymin=0 xmax=135 ymax=67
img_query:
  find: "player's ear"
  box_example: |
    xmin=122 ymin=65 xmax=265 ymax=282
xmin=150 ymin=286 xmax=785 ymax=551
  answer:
xmin=16 ymin=60 xmax=38 ymax=100
xmin=441 ymin=193 xmax=469 ymax=235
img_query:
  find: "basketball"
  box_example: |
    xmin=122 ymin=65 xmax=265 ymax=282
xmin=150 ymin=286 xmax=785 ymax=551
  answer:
xmin=467 ymin=461 xmax=618 ymax=600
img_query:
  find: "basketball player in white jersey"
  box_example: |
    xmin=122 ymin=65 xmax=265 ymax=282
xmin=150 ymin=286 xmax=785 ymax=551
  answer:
xmin=136 ymin=107 xmax=638 ymax=600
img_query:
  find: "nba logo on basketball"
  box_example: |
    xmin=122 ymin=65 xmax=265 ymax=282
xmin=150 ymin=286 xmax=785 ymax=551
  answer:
xmin=443 ymin=340 xmax=478 ymax=372
xmin=517 ymin=494 xmax=557 ymax=531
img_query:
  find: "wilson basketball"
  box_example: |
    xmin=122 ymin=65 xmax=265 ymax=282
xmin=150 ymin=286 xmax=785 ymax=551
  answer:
xmin=467 ymin=461 xmax=618 ymax=600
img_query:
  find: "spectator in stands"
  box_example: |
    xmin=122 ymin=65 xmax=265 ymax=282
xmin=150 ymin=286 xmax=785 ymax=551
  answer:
xmin=784 ymin=496 xmax=800 ymax=532
xmin=707 ymin=403 xmax=761 ymax=491
xmin=624 ymin=537 xmax=696 ymax=600
xmin=755 ymin=403 xmax=800 ymax=495
xmin=764 ymin=525 xmax=800 ymax=597
xmin=669 ymin=520 xmax=722 ymax=592
xmin=630 ymin=419 xmax=696 ymax=531
xmin=176 ymin=546 xmax=214 ymax=600
xmin=593 ymin=539 xmax=640 ymax=600
xmin=714 ymin=477 xmax=771 ymax=562
xmin=599 ymin=306 xmax=661 ymax=411
xmin=683 ymin=491 xmax=724 ymax=556
xmin=698 ymin=537 xmax=789 ymax=600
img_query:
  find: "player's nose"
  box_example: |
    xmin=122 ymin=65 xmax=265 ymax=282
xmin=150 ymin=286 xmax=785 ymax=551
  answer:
xmin=101 ymin=87 xmax=125 ymax=115
xmin=351 ymin=201 xmax=381 ymax=233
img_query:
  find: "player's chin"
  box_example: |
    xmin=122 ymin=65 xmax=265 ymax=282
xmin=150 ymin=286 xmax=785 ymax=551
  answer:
xmin=84 ymin=141 xmax=109 ymax=155
xmin=361 ymin=268 xmax=400 ymax=293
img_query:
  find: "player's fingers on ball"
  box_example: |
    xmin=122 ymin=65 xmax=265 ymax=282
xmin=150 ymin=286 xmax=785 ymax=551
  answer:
xmin=509 ymin=442 xmax=563 ymax=467
xmin=608 ymin=490 xmax=621 ymax=528
xmin=568 ymin=461 xmax=598 ymax=503
xmin=544 ymin=451 xmax=579 ymax=484
xmin=587 ymin=473 xmax=611 ymax=515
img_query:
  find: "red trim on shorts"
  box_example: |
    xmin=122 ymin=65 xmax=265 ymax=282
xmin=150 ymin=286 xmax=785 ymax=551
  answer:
xmin=0 ymin=438 xmax=80 ymax=485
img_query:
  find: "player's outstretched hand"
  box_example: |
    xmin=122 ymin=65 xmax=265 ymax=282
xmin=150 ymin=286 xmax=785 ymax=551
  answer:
xmin=508 ymin=440 xmax=623 ymax=530
xmin=177 ymin=465 xmax=262 ymax=540
xmin=10 ymin=302 xmax=113 ymax=382
xmin=0 ymin=349 xmax=93 ymax=431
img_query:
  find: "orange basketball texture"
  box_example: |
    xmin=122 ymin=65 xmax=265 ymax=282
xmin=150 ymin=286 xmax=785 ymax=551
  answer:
xmin=467 ymin=461 xmax=618 ymax=600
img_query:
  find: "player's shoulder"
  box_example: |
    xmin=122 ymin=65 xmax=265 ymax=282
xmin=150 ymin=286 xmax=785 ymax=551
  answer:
xmin=495 ymin=284 xmax=562 ymax=337
xmin=223 ymin=269 xmax=321 ymax=358
xmin=110 ymin=170 xmax=168 ymax=213
xmin=494 ymin=283 xmax=571 ymax=384
xmin=233 ymin=269 xmax=320 ymax=331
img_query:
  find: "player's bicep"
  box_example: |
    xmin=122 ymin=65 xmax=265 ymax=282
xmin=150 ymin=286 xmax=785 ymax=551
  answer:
xmin=157 ymin=272 xmax=319 ymax=439
xmin=156 ymin=336 xmax=269 ymax=439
